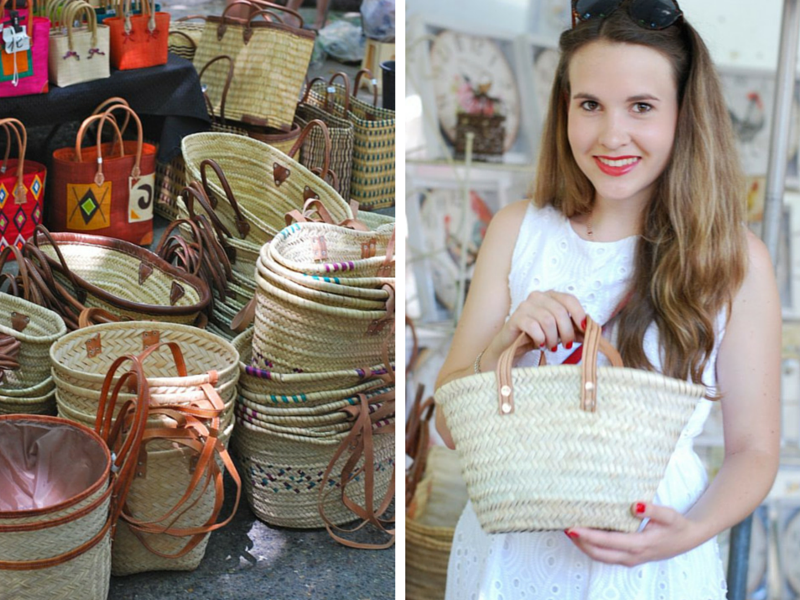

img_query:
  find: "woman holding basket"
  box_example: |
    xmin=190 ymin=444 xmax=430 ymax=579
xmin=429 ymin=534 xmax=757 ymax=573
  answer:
xmin=434 ymin=1 xmax=781 ymax=598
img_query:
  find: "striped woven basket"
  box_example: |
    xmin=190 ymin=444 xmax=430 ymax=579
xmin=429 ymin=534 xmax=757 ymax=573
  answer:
xmin=251 ymin=271 xmax=394 ymax=374
xmin=434 ymin=317 xmax=705 ymax=533
xmin=307 ymin=73 xmax=395 ymax=210
xmin=233 ymin=412 xmax=394 ymax=529
xmin=295 ymin=101 xmax=354 ymax=201
xmin=0 ymin=293 xmax=66 ymax=391
xmin=268 ymin=221 xmax=395 ymax=280
xmin=168 ymin=16 xmax=205 ymax=61
xmin=233 ymin=328 xmax=394 ymax=396
xmin=0 ymin=387 xmax=56 ymax=415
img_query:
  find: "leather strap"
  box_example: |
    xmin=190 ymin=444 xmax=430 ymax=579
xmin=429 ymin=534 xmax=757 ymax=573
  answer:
xmin=353 ymin=68 xmax=379 ymax=108
xmin=0 ymin=334 xmax=21 ymax=382
xmin=199 ymin=159 xmax=251 ymax=238
xmin=495 ymin=316 xmax=623 ymax=416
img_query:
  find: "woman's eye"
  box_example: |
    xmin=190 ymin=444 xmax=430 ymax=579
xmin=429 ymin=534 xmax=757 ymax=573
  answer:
xmin=633 ymin=102 xmax=653 ymax=113
xmin=580 ymin=100 xmax=599 ymax=111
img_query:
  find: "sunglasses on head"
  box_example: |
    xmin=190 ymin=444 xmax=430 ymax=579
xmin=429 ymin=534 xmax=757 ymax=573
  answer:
xmin=571 ymin=0 xmax=683 ymax=30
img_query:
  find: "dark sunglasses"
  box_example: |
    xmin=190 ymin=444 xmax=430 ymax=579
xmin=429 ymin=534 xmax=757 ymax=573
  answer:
xmin=571 ymin=0 xmax=683 ymax=30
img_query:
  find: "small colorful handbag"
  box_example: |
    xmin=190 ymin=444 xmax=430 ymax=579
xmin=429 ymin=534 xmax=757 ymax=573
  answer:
xmin=104 ymin=0 xmax=168 ymax=70
xmin=0 ymin=118 xmax=46 ymax=254
xmin=0 ymin=0 xmax=49 ymax=97
xmin=49 ymin=103 xmax=157 ymax=245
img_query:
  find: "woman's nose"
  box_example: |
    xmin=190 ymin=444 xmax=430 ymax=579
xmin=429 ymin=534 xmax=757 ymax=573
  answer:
xmin=598 ymin=113 xmax=631 ymax=150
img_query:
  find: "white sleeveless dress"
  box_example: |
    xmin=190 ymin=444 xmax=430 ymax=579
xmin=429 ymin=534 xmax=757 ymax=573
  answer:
xmin=445 ymin=204 xmax=728 ymax=600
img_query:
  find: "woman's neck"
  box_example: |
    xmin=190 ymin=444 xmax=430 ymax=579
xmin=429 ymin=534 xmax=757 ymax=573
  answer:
xmin=575 ymin=196 xmax=646 ymax=243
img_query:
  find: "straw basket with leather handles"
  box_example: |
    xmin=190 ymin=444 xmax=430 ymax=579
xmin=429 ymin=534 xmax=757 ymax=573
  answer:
xmin=406 ymin=388 xmax=469 ymax=600
xmin=50 ymin=325 xmax=241 ymax=575
xmin=0 ymin=119 xmax=46 ymax=255
xmin=21 ymin=226 xmax=210 ymax=329
xmin=296 ymin=78 xmax=355 ymax=201
xmin=434 ymin=316 xmax=706 ymax=533
xmin=307 ymin=70 xmax=395 ymax=210
xmin=192 ymin=0 xmax=314 ymax=129
xmin=168 ymin=15 xmax=205 ymax=60
xmin=49 ymin=103 xmax=157 ymax=245
xmin=0 ymin=354 xmax=149 ymax=600
xmin=0 ymin=292 xmax=65 ymax=413
xmin=198 ymin=54 xmax=302 ymax=153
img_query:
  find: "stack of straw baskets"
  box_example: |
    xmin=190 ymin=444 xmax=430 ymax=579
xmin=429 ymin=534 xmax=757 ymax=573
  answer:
xmin=232 ymin=219 xmax=396 ymax=540
xmin=49 ymin=321 xmax=241 ymax=575
xmin=0 ymin=293 xmax=66 ymax=415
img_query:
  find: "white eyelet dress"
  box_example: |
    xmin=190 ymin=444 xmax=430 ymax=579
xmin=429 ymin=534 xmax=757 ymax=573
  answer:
xmin=444 ymin=204 xmax=728 ymax=600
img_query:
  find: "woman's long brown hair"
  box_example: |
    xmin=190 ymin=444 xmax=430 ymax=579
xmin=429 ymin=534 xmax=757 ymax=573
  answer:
xmin=534 ymin=7 xmax=748 ymax=386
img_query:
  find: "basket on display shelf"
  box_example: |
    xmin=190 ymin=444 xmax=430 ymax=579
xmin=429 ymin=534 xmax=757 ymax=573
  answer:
xmin=434 ymin=316 xmax=705 ymax=534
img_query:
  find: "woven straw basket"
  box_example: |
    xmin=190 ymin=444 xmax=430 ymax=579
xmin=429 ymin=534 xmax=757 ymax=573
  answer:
xmin=0 ymin=293 xmax=66 ymax=391
xmin=28 ymin=228 xmax=211 ymax=327
xmin=0 ymin=364 xmax=148 ymax=600
xmin=407 ymin=447 xmax=469 ymax=600
xmin=233 ymin=413 xmax=394 ymax=529
xmin=180 ymin=131 xmax=353 ymax=242
xmin=434 ymin=317 xmax=705 ymax=533
xmin=192 ymin=1 xmax=314 ymax=129
xmin=233 ymin=328 xmax=394 ymax=396
xmin=308 ymin=76 xmax=395 ymax=210
xmin=0 ymin=416 xmax=113 ymax=600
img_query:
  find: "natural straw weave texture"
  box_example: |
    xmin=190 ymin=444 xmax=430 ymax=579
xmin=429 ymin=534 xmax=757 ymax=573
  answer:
xmin=233 ymin=329 xmax=394 ymax=396
xmin=111 ymin=423 xmax=234 ymax=576
xmin=434 ymin=318 xmax=704 ymax=533
xmin=180 ymin=133 xmax=353 ymax=243
xmin=0 ymin=293 xmax=66 ymax=390
xmin=307 ymin=80 xmax=395 ymax=210
xmin=30 ymin=230 xmax=210 ymax=326
xmin=0 ymin=388 xmax=56 ymax=415
xmin=47 ymin=2 xmax=110 ymax=87
xmin=0 ymin=416 xmax=113 ymax=600
xmin=251 ymin=272 xmax=394 ymax=374
xmin=233 ymin=416 xmax=394 ymax=529
xmin=192 ymin=8 xmax=314 ymax=128
xmin=268 ymin=222 xmax=395 ymax=279
xmin=406 ymin=447 xmax=469 ymax=600
xmin=295 ymin=103 xmax=354 ymax=201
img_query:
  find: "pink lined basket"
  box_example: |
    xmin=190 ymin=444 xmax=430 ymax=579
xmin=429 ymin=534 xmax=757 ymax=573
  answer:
xmin=0 ymin=1 xmax=49 ymax=98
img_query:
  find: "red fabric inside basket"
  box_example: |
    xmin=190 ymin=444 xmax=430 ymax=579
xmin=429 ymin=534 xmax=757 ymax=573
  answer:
xmin=0 ymin=421 xmax=108 ymax=512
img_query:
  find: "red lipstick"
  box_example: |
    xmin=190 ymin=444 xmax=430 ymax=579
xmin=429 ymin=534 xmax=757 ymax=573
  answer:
xmin=593 ymin=156 xmax=640 ymax=177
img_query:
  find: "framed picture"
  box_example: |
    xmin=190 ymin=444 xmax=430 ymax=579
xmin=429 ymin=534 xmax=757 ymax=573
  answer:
xmin=718 ymin=66 xmax=800 ymax=187
xmin=406 ymin=163 xmax=516 ymax=324
xmin=406 ymin=14 xmax=537 ymax=165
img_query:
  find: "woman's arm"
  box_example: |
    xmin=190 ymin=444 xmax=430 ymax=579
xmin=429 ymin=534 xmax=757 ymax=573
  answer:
xmin=433 ymin=199 xmax=587 ymax=448
xmin=568 ymin=229 xmax=781 ymax=565
xmin=433 ymin=200 xmax=528 ymax=448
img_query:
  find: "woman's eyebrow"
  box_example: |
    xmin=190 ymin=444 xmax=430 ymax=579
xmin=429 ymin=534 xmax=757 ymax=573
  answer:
xmin=571 ymin=92 xmax=661 ymax=102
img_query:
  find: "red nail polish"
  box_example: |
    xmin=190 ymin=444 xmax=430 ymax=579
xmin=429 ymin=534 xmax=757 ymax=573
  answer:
xmin=567 ymin=530 xmax=580 ymax=539
xmin=540 ymin=343 xmax=546 ymax=349
xmin=635 ymin=503 xmax=646 ymax=514
xmin=551 ymin=346 xmax=557 ymax=352
xmin=565 ymin=341 xmax=573 ymax=350
xmin=581 ymin=318 xmax=587 ymax=330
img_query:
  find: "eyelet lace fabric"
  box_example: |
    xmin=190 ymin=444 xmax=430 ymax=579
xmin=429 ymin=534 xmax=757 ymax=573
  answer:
xmin=445 ymin=203 xmax=727 ymax=600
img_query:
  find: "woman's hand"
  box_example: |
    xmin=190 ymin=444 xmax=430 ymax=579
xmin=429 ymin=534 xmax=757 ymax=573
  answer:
xmin=479 ymin=290 xmax=587 ymax=373
xmin=564 ymin=502 xmax=701 ymax=567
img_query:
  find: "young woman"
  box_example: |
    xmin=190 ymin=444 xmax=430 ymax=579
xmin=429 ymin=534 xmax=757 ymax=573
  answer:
xmin=434 ymin=1 xmax=781 ymax=598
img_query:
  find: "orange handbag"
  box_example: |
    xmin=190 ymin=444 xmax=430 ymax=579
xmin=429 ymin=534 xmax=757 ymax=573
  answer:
xmin=49 ymin=104 xmax=157 ymax=245
xmin=104 ymin=0 xmax=169 ymax=70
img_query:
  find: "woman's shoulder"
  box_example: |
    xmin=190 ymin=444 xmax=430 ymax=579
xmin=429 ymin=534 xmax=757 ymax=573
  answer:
xmin=488 ymin=199 xmax=562 ymax=237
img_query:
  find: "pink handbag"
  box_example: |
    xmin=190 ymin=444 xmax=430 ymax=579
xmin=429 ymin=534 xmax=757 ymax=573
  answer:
xmin=0 ymin=0 xmax=49 ymax=98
